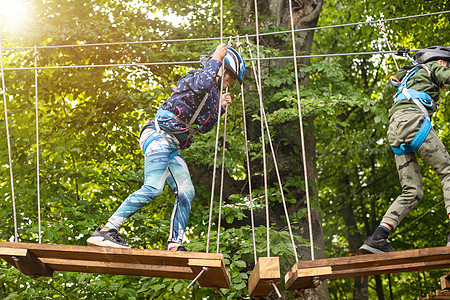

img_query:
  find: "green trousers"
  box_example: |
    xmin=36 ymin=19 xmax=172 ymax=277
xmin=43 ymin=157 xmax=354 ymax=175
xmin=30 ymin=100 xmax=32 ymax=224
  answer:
xmin=382 ymin=107 xmax=450 ymax=229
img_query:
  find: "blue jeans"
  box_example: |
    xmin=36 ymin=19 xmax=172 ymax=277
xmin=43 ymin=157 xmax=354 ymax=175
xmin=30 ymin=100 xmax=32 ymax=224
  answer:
xmin=106 ymin=129 xmax=195 ymax=244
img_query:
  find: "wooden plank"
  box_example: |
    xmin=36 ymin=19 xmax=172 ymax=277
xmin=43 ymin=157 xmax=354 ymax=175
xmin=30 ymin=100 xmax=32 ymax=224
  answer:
xmin=285 ymin=266 xmax=332 ymax=290
xmin=285 ymin=246 xmax=450 ymax=290
xmin=41 ymin=258 xmax=194 ymax=279
xmin=0 ymin=242 xmax=229 ymax=288
xmin=291 ymin=246 xmax=450 ymax=270
xmin=192 ymin=258 xmax=231 ymax=289
xmin=248 ymin=257 xmax=280 ymax=297
xmin=0 ymin=242 xmax=223 ymax=266
xmin=0 ymin=247 xmax=53 ymax=277
xmin=441 ymin=272 xmax=450 ymax=290
xmin=287 ymin=259 xmax=450 ymax=290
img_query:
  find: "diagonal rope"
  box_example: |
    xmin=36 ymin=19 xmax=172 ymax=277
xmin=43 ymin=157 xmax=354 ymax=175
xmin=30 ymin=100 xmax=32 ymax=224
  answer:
xmin=0 ymin=34 xmax=18 ymax=243
xmin=378 ymin=20 xmax=399 ymax=71
xmin=252 ymin=0 xmax=271 ymax=258
xmin=236 ymin=38 xmax=258 ymax=262
xmin=34 ymin=46 xmax=42 ymax=244
xmin=287 ymin=0 xmax=315 ymax=260
xmin=245 ymin=36 xmax=299 ymax=262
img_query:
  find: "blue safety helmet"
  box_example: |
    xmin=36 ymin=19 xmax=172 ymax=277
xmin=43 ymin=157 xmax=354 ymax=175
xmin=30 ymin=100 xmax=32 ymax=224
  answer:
xmin=200 ymin=46 xmax=245 ymax=84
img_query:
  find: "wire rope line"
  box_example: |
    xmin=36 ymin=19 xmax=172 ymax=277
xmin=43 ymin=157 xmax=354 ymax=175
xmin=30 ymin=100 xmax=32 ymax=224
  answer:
xmin=0 ymin=34 xmax=18 ymax=243
xmin=378 ymin=20 xmax=399 ymax=71
xmin=2 ymin=10 xmax=449 ymax=51
xmin=245 ymin=35 xmax=299 ymax=262
xmin=252 ymin=0 xmax=271 ymax=258
xmin=33 ymin=46 xmax=42 ymax=244
xmin=0 ymin=49 xmax=423 ymax=72
xmin=236 ymin=38 xmax=258 ymax=263
xmin=287 ymin=0 xmax=315 ymax=260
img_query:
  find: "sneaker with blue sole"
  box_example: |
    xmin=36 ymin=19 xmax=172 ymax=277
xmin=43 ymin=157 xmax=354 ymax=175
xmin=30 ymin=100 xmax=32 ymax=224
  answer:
xmin=87 ymin=228 xmax=130 ymax=249
xmin=359 ymin=236 xmax=395 ymax=254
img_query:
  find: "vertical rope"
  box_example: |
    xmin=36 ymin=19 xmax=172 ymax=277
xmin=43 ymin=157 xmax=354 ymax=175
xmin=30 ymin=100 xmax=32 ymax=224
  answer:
xmin=216 ymin=106 xmax=228 ymax=253
xmin=238 ymin=38 xmax=258 ymax=262
xmin=0 ymin=34 xmax=18 ymax=243
xmin=206 ymin=0 xmax=226 ymax=253
xmin=214 ymin=15 xmax=228 ymax=253
xmin=287 ymin=0 xmax=315 ymax=260
xmin=378 ymin=20 xmax=399 ymax=71
xmin=34 ymin=46 xmax=41 ymax=244
xmin=245 ymin=36 xmax=299 ymax=262
xmin=252 ymin=0 xmax=271 ymax=257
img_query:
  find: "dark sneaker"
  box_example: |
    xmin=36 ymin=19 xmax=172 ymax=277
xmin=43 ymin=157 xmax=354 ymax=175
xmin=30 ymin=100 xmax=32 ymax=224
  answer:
xmin=87 ymin=228 xmax=130 ymax=248
xmin=359 ymin=236 xmax=395 ymax=254
xmin=168 ymin=245 xmax=188 ymax=251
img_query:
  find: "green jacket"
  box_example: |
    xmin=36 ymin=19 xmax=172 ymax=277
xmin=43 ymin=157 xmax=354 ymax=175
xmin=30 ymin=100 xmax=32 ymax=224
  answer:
xmin=389 ymin=61 xmax=450 ymax=117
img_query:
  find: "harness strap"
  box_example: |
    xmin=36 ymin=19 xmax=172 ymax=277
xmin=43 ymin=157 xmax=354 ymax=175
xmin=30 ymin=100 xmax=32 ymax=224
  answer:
xmin=391 ymin=64 xmax=433 ymax=155
xmin=157 ymin=92 xmax=210 ymax=141
xmin=154 ymin=118 xmax=180 ymax=147
xmin=391 ymin=117 xmax=431 ymax=155
xmin=141 ymin=129 xmax=180 ymax=159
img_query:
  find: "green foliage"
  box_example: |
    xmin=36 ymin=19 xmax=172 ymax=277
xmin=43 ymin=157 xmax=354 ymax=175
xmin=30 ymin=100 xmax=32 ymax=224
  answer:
xmin=2 ymin=0 xmax=450 ymax=299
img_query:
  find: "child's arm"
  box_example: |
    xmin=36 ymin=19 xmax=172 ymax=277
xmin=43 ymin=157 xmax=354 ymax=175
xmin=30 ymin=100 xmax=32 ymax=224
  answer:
xmin=431 ymin=62 xmax=450 ymax=88
xmin=185 ymin=44 xmax=228 ymax=93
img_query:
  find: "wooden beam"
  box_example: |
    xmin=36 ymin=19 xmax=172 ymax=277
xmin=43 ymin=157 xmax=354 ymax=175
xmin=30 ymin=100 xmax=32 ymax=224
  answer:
xmin=248 ymin=257 xmax=280 ymax=297
xmin=0 ymin=247 xmax=53 ymax=277
xmin=0 ymin=242 xmax=229 ymax=288
xmin=285 ymin=246 xmax=450 ymax=290
xmin=441 ymin=272 xmax=450 ymax=290
xmin=284 ymin=266 xmax=332 ymax=290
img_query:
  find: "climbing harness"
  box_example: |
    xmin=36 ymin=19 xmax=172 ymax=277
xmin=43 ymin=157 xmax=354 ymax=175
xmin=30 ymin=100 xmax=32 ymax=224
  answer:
xmin=390 ymin=51 xmax=433 ymax=155
xmin=142 ymin=91 xmax=210 ymax=151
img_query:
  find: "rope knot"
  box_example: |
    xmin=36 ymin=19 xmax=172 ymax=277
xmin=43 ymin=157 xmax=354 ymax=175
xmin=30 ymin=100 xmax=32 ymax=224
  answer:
xmin=378 ymin=20 xmax=386 ymax=34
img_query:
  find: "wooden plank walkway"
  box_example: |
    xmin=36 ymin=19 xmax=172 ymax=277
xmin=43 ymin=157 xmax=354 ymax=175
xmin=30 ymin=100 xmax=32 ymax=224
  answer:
xmin=418 ymin=289 xmax=450 ymax=300
xmin=285 ymin=246 xmax=450 ymax=290
xmin=0 ymin=242 xmax=230 ymax=289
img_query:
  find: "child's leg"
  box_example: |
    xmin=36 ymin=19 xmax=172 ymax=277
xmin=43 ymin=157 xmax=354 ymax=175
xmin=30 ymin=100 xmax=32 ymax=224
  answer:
xmin=165 ymin=153 xmax=195 ymax=247
xmin=417 ymin=128 xmax=450 ymax=215
xmin=381 ymin=151 xmax=423 ymax=230
xmin=104 ymin=138 xmax=172 ymax=230
xmin=381 ymin=109 xmax=425 ymax=230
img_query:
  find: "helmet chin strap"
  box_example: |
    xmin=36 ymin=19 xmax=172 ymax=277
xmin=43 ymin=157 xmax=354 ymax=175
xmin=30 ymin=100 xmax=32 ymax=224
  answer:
xmin=216 ymin=69 xmax=228 ymax=88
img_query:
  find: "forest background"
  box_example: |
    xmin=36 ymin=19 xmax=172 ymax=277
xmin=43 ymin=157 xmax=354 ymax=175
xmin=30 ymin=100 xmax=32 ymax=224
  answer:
xmin=0 ymin=0 xmax=449 ymax=299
